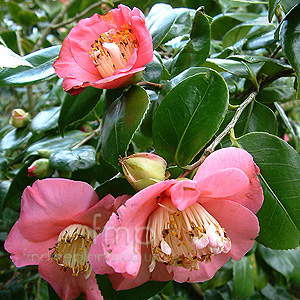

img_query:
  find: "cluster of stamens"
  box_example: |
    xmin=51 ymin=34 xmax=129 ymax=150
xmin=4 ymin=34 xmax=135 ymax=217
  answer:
xmin=147 ymin=199 xmax=231 ymax=272
xmin=51 ymin=224 xmax=97 ymax=279
xmin=89 ymin=25 xmax=138 ymax=78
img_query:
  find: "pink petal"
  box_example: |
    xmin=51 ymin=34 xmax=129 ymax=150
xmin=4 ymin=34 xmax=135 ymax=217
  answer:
xmin=4 ymin=221 xmax=57 ymax=267
xmin=74 ymin=194 xmax=130 ymax=230
xmin=194 ymin=147 xmax=263 ymax=213
xmin=19 ymin=179 xmax=99 ymax=242
xmin=196 ymin=168 xmax=249 ymax=198
xmin=96 ymin=180 xmax=174 ymax=277
xmin=108 ymin=245 xmax=172 ymax=290
xmin=169 ymin=254 xmax=230 ymax=283
xmin=194 ymin=147 xmax=258 ymax=181
xmin=168 ymin=180 xmax=200 ymax=210
xmin=39 ymin=260 xmax=102 ymax=300
xmin=202 ymin=199 xmax=259 ymax=260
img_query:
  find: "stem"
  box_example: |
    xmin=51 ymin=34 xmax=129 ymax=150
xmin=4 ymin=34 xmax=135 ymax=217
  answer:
xmin=33 ymin=0 xmax=78 ymax=51
xmin=208 ymin=91 xmax=258 ymax=151
xmin=71 ymin=124 xmax=101 ymax=150
xmin=137 ymin=81 xmax=164 ymax=89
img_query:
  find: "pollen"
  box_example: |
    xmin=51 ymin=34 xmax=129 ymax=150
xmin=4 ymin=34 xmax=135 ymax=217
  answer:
xmin=89 ymin=25 xmax=138 ymax=78
xmin=51 ymin=224 xmax=97 ymax=279
xmin=146 ymin=199 xmax=231 ymax=273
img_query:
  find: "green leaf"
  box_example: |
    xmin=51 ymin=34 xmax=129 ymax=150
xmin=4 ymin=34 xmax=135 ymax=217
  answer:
xmin=258 ymin=245 xmax=294 ymax=278
xmin=153 ymin=69 xmax=228 ymax=167
xmin=0 ymin=45 xmax=33 ymax=68
xmin=280 ymin=3 xmax=300 ymax=97
xmin=147 ymin=4 xmax=178 ymax=50
xmin=0 ymin=45 xmax=61 ymax=87
xmin=58 ymin=87 xmax=102 ymax=135
xmin=99 ymin=85 xmax=149 ymax=169
xmin=142 ymin=53 xmax=163 ymax=83
xmin=96 ymin=274 xmax=169 ymax=300
xmin=3 ymin=157 xmax=37 ymax=211
xmin=49 ymin=146 xmax=96 ymax=172
xmin=0 ymin=127 xmax=32 ymax=151
xmin=269 ymin=0 xmax=280 ymax=21
xmin=237 ymin=132 xmax=300 ymax=249
xmin=233 ymin=256 xmax=254 ymax=298
xmin=171 ymin=8 xmax=211 ymax=77
xmin=31 ymin=107 xmax=60 ymax=133
xmin=25 ymin=130 xmax=87 ymax=156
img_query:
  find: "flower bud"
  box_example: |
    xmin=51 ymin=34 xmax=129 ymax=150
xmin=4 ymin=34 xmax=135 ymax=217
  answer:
xmin=28 ymin=158 xmax=53 ymax=178
xmin=9 ymin=109 xmax=30 ymax=128
xmin=37 ymin=149 xmax=52 ymax=158
xmin=119 ymin=153 xmax=167 ymax=191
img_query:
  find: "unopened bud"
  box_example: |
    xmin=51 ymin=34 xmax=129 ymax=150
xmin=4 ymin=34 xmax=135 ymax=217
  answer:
xmin=9 ymin=109 xmax=30 ymax=128
xmin=28 ymin=158 xmax=53 ymax=178
xmin=37 ymin=149 xmax=52 ymax=158
xmin=119 ymin=153 xmax=167 ymax=191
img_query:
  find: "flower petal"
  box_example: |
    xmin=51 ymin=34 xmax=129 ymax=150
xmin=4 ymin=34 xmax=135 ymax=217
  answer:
xmin=169 ymin=254 xmax=230 ymax=283
xmin=4 ymin=221 xmax=57 ymax=267
xmin=196 ymin=168 xmax=249 ymax=198
xmin=202 ymin=199 xmax=260 ymax=260
xmin=19 ymin=179 xmax=99 ymax=242
xmin=74 ymin=194 xmax=130 ymax=230
xmin=39 ymin=260 xmax=102 ymax=300
xmin=95 ymin=180 xmax=174 ymax=277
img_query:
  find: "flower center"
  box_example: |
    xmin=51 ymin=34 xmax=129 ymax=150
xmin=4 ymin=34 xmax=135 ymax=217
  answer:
xmin=89 ymin=25 xmax=138 ymax=78
xmin=51 ymin=224 xmax=97 ymax=279
xmin=147 ymin=199 xmax=231 ymax=272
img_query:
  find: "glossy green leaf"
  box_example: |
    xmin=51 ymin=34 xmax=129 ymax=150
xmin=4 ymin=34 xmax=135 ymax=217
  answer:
xmin=171 ymin=8 xmax=211 ymax=77
xmin=233 ymin=256 xmax=254 ymax=298
xmin=0 ymin=180 xmax=10 ymax=213
xmin=0 ymin=127 xmax=32 ymax=151
xmin=269 ymin=0 xmax=280 ymax=22
xmin=142 ymin=53 xmax=163 ymax=83
xmin=153 ymin=69 xmax=229 ymax=167
xmin=100 ymin=85 xmax=149 ymax=169
xmin=218 ymin=101 xmax=278 ymax=148
xmin=258 ymin=245 xmax=294 ymax=278
xmin=96 ymin=274 xmax=169 ymax=300
xmin=49 ymin=146 xmax=96 ymax=172
xmin=0 ymin=45 xmax=33 ymax=68
xmin=3 ymin=157 xmax=37 ymax=211
xmin=58 ymin=87 xmax=102 ymax=135
xmin=237 ymin=132 xmax=300 ymax=249
xmin=25 ymin=130 xmax=87 ymax=156
xmin=31 ymin=107 xmax=60 ymax=133
xmin=147 ymin=4 xmax=178 ymax=49
xmin=261 ymin=283 xmax=292 ymax=300
xmin=0 ymin=45 xmax=60 ymax=87
xmin=280 ymin=3 xmax=300 ymax=97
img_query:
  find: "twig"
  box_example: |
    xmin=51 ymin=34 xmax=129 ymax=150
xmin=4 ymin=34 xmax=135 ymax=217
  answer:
xmin=270 ymin=45 xmax=282 ymax=59
xmin=51 ymin=1 xmax=105 ymax=29
xmin=137 ymin=81 xmax=164 ymax=89
xmin=33 ymin=0 xmax=78 ymax=51
xmin=71 ymin=125 xmax=101 ymax=150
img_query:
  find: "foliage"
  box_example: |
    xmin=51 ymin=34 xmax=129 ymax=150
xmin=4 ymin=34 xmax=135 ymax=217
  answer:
xmin=1 ymin=0 xmax=300 ymax=299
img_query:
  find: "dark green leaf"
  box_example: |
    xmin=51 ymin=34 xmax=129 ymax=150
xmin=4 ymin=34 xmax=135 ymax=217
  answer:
xmin=233 ymin=256 xmax=254 ymax=298
xmin=171 ymin=8 xmax=211 ymax=77
xmin=31 ymin=107 xmax=60 ymax=133
xmin=0 ymin=180 xmax=10 ymax=213
xmin=237 ymin=132 xmax=300 ymax=249
xmin=49 ymin=146 xmax=96 ymax=172
xmin=258 ymin=245 xmax=295 ymax=278
xmin=268 ymin=0 xmax=280 ymax=22
xmin=261 ymin=283 xmax=293 ymax=300
xmin=99 ymin=85 xmax=149 ymax=169
xmin=142 ymin=53 xmax=163 ymax=83
xmin=280 ymin=3 xmax=300 ymax=97
xmin=0 ymin=128 xmax=32 ymax=151
xmin=25 ymin=130 xmax=87 ymax=156
xmin=147 ymin=4 xmax=178 ymax=50
xmin=0 ymin=46 xmax=61 ymax=87
xmin=153 ymin=69 xmax=228 ymax=167
xmin=96 ymin=274 xmax=169 ymax=300
xmin=58 ymin=87 xmax=102 ymax=135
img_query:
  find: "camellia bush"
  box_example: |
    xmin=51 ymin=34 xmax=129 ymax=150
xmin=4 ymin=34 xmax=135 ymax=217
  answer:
xmin=1 ymin=0 xmax=300 ymax=299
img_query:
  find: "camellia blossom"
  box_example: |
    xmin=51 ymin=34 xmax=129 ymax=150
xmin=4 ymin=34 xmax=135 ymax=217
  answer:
xmin=53 ymin=4 xmax=153 ymax=95
xmin=89 ymin=147 xmax=264 ymax=290
xmin=5 ymin=178 xmax=129 ymax=300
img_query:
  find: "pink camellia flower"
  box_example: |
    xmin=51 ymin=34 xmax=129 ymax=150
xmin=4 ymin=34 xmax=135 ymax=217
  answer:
xmin=4 ymin=178 xmax=129 ymax=300
xmin=53 ymin=4 xmax=153 ymax=95
xmin=89 ymin=147 xmax=263 ymax=290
